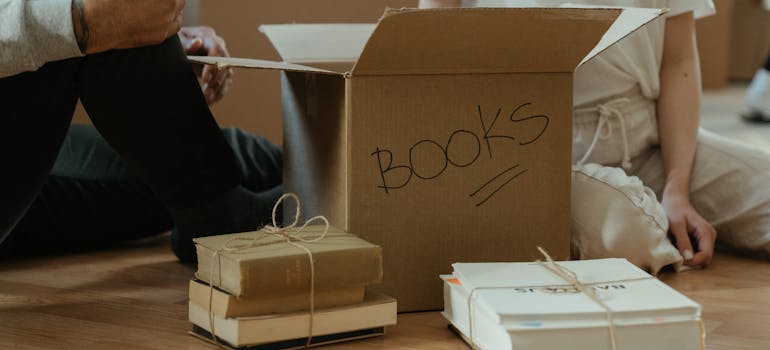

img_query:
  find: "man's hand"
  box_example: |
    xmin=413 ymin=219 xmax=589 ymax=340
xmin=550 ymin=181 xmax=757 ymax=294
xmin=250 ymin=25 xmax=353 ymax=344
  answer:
xmin=179 ymin=26 xmax=233 ymax=105
xmin=661 ymin=193 xmax=717 ymax=267
xmin=75 ymin=0 xmax=185 ymax=54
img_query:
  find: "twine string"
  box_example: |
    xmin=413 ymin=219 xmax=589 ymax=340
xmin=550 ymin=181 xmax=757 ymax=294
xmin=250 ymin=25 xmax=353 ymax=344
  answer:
xmin=535 ymin=246 xmax=618 ymax=350
xmin=206 ymin=193 xmax=329 ymax=348
xmin=465 ymin=247 xmax=619 ymax=350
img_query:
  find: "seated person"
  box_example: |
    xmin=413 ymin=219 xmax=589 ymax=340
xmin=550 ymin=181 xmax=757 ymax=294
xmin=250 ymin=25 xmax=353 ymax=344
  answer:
xmin=1 ymin=0 xmax=280 ymax=262
xmin=1 ymin=25 xmax=282 ymax=259
xmin=422 ymin=0 xmax=770 ymax=272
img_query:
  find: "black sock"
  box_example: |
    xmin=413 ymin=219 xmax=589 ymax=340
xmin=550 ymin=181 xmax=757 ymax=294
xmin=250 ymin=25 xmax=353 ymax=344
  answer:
xmin=170 ymin=185 xmax=283 ymax=262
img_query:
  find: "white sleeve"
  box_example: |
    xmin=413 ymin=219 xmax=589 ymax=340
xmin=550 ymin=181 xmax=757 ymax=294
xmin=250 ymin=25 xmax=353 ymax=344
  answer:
xmin=665 ymin=0 xmax=715 ymax=19
xmin=0 ymin=0 xmax=84 ymax=78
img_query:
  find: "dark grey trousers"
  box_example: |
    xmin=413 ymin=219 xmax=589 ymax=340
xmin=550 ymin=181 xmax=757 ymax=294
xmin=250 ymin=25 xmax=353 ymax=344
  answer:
xmin=1 ymin=125 xmax=281 ymax=256
xmin=0 ymin=37 xmax=281 ymax=256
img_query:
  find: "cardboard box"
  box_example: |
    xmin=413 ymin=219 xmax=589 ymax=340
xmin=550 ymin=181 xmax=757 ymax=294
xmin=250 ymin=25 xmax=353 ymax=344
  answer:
xmin=696 ymin=0 xmax=734 ymax=89
xmin=730 ymin=0 xmax=770 ymax=80
xmin=192 ymin=7 xmax=663 ymax=311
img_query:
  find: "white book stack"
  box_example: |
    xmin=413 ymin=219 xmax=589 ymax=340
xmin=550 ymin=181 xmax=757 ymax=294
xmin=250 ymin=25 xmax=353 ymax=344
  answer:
xmin=441 ymin=258 xmax=704 ymax=350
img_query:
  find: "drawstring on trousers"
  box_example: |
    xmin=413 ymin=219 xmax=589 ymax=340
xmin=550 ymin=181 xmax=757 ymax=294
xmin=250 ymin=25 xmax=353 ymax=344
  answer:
xmin=575 ymin=98 xmax=632 ymax=169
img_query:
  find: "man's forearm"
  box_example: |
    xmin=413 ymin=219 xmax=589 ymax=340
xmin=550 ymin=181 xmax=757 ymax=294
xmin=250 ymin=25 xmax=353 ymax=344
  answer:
xmin=71 ymin=0 xmax=89 ymax=53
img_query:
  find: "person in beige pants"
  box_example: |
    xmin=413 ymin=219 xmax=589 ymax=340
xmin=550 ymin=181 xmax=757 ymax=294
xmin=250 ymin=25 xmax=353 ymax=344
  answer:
xmin=425 ymin=0 xmax=770 ymax=272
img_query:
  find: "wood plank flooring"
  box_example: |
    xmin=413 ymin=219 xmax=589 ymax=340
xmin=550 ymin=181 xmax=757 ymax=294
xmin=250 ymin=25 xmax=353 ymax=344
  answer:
xmin=1 ymin=235 xmax=769 ymax=350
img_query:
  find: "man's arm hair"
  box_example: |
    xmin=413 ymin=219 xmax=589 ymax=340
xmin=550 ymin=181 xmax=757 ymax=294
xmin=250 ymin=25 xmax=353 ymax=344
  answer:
xmin=72 ymin=0 xmax=89 ymax=53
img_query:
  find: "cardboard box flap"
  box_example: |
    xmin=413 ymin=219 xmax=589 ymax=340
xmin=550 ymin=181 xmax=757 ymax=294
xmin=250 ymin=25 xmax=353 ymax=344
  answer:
xmin=187 ymin=56 xmax=340 ymax=75
xmin=259 ymin=24 xmax=375 ymax=70
xmin=351 ymin=7 xmax=621 ymax=76
xmin=576 ymin=6 xmax=666 ymax=67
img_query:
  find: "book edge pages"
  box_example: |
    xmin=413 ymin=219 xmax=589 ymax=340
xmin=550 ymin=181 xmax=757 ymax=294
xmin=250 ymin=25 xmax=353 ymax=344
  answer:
xmin=188 ymin=326 xmax=385 ymax=350
xmin=189 ymin=292 xmax=396 ymax=346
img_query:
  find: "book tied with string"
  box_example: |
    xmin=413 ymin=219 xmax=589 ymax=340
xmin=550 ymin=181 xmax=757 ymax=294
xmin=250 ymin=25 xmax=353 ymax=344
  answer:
xmin=441 ymin=258 xmax=703 ymax=350
xmin=189 ymin=224 xmax=394 ymax=349
xmin=194 ymin=225 xmax=383 ymax=297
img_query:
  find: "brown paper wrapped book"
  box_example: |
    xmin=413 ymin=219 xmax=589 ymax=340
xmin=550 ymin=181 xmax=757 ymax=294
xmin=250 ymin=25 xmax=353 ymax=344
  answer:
xmin=194 ymin=225 xmax=383 ymax=297
xmin=188 ymin=280 xmax=365 ymax=317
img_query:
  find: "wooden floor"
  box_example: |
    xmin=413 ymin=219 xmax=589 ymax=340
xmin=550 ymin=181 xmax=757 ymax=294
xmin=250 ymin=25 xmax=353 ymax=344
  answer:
xmin=0 ymin=234 xmax=769 ymax=350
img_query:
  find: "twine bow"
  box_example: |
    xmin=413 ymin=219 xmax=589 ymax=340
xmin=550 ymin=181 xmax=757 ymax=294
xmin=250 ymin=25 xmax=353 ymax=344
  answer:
xmin=207 ymin=193 xmax=329 ymax=348
xmin=466 ymin=247 xmax=619 ymax=350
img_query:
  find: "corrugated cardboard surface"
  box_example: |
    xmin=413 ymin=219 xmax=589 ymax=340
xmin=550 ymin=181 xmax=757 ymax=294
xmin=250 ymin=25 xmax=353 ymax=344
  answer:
xmin=280 ymin=71 xmax=575 ymax=312
xmin=352 ymin=8 xmax=617 ymax=75
xmin=346 ymin=73 xmax=573 ymax=310
xmin=730 ymin=0 xmax=770 ymax=80
xmin=282 ymin=72 xmax=349 ymax=226
xmin=697 ymin=0 xmax=734 ymax=89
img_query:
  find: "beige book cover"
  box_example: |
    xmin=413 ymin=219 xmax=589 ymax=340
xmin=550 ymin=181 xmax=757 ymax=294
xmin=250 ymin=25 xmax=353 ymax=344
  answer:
xmin=188 ymin=280 xmax=365 ymax=317
xmin=194 ymin=226 xmax=382 ymax=297
xmin=189 ymin=290 xmax=397 ymax=347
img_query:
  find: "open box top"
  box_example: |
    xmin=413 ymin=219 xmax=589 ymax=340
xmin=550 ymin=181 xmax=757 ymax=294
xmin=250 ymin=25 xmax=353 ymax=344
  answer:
xmin=190 ymin=6 xmax=664 ymax=76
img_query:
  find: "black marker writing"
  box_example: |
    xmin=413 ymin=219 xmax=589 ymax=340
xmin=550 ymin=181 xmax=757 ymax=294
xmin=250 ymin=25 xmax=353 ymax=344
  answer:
xmin=371 ymin=103 xmax=549 ymax=206
xmin=371 ymin=147 xmax=412 ymax=193
xmin=469 ymin=164 xmax=528 ymax=207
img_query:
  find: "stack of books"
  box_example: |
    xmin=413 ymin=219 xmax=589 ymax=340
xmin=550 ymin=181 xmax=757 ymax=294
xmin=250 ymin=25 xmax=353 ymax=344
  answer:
xmin=442 ymin=258 xmax=704 ymax=350
xmin=188 ymin=225 xmax=397 ymax=349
